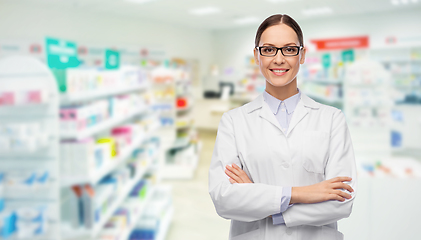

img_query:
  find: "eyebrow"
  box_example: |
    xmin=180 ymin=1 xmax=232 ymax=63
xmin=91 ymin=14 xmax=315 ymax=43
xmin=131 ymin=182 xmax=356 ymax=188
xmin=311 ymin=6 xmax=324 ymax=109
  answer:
xmin=262 ymin=42 xmax=298 ymax=47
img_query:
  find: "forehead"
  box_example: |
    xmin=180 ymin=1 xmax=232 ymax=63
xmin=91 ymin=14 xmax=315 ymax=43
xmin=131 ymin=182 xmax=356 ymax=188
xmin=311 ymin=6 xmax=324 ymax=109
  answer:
xmin=259 ymin=24 xmax=299 ymax=46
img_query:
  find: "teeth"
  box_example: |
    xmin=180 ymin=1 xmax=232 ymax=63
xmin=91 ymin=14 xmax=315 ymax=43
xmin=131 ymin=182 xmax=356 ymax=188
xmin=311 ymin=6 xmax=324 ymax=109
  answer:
xmin=273 ymin=69 xmax=287 ymax=73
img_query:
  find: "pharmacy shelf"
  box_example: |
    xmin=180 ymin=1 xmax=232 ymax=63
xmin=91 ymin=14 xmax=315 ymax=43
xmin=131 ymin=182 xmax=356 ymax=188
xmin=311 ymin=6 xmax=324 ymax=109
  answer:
xmin=0 ymin=147 xmax=53 ymax=160
xmin=91 ymin=161 xmax=151 ymax=238
xmin=61 ymin=134 xmax=147 ymax=187
xmin=59 ymin=83 xmax=149 ymax=105
xmin=0 ymin=103 xmax=50 ymax=115
xmin=156 ymin=206 xmax=174 ymax=240
xmin=118 ymin=187 xmax=156 ymax=240
xmin=61 ymin=123 xmax=160 ymax=187
xmin=3 ymin=182 xmax=58 ymax=201
xmin=60 ymin=106 xmax=148 ymax=140
xmin=0 ymin=56 xmax=61 ymax=239
xmin=62 ymin=162 xmax=151 ymax=240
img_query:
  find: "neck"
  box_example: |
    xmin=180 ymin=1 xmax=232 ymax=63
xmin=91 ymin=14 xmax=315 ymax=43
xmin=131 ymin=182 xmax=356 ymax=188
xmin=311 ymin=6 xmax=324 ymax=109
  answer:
xmin=265 ymin=79 xmax=298 ymax=101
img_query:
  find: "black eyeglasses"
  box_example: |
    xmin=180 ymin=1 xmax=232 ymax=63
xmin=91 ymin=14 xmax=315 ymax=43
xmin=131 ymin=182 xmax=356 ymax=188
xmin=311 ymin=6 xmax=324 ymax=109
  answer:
xmin=256 ymin=46 xmax=303 ymax=57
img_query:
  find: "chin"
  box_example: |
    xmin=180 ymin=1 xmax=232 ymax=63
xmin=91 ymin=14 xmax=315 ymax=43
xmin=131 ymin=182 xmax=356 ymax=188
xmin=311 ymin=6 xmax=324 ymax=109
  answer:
xmin=266 ymin=77 xmax=295 ymax=87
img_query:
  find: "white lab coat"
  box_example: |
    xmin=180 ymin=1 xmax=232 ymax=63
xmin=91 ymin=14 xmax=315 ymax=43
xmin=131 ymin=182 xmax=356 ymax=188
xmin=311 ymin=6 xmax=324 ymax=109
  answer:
xmin=208 ymin=92 xmax=357 ymax=240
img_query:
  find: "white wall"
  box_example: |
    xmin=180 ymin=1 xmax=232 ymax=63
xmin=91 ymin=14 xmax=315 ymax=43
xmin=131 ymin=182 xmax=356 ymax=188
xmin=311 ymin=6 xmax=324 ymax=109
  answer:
xmin=0 ymin=2 xmax=213 ymax=78
xmin=211 ymin=8 xmax=421 ymax=75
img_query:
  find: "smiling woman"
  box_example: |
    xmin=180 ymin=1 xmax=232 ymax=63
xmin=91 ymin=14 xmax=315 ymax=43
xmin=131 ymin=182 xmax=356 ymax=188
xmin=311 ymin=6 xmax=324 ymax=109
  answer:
xmin=208 ymin=14 xmax=357 ymax=240
xmin=253 ymin=15 xmax=306 ymax=100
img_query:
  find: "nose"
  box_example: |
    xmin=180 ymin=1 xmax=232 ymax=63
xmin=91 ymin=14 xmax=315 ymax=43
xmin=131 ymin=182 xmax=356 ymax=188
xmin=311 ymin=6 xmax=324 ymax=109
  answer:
xmin=273 ymin=50 xmax=285 ymax=65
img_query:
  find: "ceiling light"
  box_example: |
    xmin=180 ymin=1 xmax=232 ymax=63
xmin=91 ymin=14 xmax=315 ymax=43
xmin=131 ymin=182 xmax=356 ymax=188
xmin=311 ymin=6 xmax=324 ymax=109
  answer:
xmin=234 ymin=17 xmax=260 ymax=25
xmin=189 ymin=7 xmax=221 ymax=15
xmin=302 ymin=7 xmax=333 ymax=16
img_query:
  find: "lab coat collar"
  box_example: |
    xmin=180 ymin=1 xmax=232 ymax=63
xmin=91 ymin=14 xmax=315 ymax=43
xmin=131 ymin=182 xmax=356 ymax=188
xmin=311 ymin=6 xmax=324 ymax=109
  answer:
xmin=246 ymin=91 xmax=320 ymax=114
xmin=262 ymin=90 xmax=301 ymax=115
xmin=246 ymin=91 xmax=320 ymax=136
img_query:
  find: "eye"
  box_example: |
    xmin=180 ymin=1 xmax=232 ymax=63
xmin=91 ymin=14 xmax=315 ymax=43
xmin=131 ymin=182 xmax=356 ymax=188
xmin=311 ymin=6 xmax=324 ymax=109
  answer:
xmin=284 ymin=47 xmax=298 ymax=54
xmin=262 ymin=47 xmax=275 ymax=53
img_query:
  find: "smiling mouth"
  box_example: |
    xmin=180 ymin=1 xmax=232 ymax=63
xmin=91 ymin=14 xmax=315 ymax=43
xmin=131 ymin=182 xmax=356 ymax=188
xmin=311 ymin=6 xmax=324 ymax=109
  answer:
xmin=270 ymin=69 xmax=289 ymax=73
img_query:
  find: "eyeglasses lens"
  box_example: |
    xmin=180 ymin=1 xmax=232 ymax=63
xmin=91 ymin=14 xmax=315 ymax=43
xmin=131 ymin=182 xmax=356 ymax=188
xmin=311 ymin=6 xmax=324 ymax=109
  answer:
xmin=260 ymin=46 xmax=299 ymax=56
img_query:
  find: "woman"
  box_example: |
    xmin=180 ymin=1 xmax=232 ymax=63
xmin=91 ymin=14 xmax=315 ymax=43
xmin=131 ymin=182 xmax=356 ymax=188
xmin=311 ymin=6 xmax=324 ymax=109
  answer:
xmin=208 ymin=14 xmax=357 ymax=240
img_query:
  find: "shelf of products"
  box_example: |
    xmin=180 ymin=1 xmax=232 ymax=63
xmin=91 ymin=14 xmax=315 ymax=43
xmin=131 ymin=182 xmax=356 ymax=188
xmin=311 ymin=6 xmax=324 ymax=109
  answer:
xmin=57 ymin=64 xmax=167 ymax=240
xmin=115 ymin=186 xmax=156 ymax=240
xmin=129 ymin=185 xmax=173 ymax=240
xmin=91 ymin=160 xmax=151 ymax=238
xmin=297 ymin=50 xmax=351 ymax=110
xmin=344 ymin=59 xmax=392 ymax=160
xmin=151 ymin=63 xmax=200 ymax=180
xmin=60 ymin=106 xmax=148 ymax=140
xmin=60 ymin=83 xmax=149 ymax=106
xmin=0 ymin=56 xmax=61 ymax=239
xmin=60 ymin=125 xmax=157 ymax=187
xmin=0 ymin=42 xmax=175 ymax=238
xmin=370 ymin=47 xmax=421 ymax=105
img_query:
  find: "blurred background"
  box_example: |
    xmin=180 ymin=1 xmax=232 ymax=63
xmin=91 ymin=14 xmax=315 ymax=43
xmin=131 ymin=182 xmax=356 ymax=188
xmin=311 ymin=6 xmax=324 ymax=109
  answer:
xmin=0 ymin=0 xmax=420 ymax=239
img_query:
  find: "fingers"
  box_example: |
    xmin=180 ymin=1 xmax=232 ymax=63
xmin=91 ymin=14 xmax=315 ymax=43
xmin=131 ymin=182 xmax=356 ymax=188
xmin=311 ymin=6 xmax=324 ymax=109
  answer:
xmin=225 ymin=164 xmax=253 ymax=184
xmin=225 ymin=168 xmax=242 ymax=183
xmin=332 ymin=182 xmax=354 ymax=193
xmin=330 ymin=176 xmax=352 ymax=183
xmin=226 ymin=164 xmax=241 ymax=176
xmin=330 ymin=193 xmax=345 ymax=202
xmin=232 ymin=163 xmax=241 ymax=170
xmin=229 ymin=178 xmax=236 ymax=184
xmin=333 ymin=190 xmax=352 ymax=201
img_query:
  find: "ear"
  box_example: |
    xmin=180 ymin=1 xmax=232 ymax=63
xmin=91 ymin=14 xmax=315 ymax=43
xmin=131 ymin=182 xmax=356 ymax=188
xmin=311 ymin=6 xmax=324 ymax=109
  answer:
xmin=300 ymin=46 xmax=306 ymax=64
xmin=253 ymin=47 xmax=260 ymax=65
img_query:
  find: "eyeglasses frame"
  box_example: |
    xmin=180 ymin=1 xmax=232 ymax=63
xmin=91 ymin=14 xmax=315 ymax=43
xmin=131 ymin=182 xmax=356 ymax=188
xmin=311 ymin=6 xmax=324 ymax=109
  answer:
xmin=255 ymin=45 xmax=303 ymax=57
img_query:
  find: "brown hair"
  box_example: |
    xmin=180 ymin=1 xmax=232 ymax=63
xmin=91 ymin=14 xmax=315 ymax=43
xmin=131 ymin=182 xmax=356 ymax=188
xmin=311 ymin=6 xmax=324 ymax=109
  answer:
xmin=255 ymin=14 xmax=304 ymax=47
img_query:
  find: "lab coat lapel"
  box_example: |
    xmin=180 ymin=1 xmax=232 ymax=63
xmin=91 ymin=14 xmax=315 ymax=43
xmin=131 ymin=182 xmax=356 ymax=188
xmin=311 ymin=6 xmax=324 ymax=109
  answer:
xmin=259 ymin=100 xmax=283 ymax=132
xmin=246 ymin=94 xmax=283 ymax=132
xmin=286 ymin=92 xmax=320 ymax=137
xmin=286 ymin=99 xmax=308 ymax=137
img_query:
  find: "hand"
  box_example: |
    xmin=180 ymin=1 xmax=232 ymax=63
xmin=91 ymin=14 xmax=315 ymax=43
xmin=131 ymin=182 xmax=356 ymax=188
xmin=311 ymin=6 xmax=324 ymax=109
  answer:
xmin=291 ymin=177 xmax=354 ymax=204
xmin=225 ymin=163 xmax=253 ymax=184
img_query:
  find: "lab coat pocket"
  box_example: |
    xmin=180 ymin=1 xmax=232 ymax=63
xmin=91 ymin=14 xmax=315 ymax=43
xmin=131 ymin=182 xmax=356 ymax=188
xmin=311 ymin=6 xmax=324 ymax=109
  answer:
xmin=231 ymin=228 xmax=260 ymax=240
xmin=302 ymin=131 xmax=329 ymax=174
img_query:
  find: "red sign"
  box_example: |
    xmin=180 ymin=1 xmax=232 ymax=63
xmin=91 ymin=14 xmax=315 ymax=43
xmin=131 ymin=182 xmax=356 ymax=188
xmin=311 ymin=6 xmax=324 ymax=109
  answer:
xmin=311 ymin=36 xmax=369 ymax=50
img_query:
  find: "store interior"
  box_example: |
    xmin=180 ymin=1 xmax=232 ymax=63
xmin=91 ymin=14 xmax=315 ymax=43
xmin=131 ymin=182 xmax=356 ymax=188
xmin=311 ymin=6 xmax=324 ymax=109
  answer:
xmin=0 ymin=0 xmax=421 ymax=239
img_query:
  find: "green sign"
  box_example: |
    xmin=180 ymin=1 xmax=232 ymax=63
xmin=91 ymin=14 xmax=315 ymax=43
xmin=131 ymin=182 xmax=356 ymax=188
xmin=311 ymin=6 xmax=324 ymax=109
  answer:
xmin=342 ymin=49 xmax=355 ymax=62
xmin=105 ymin=49 xmax=120 ymax=69
xmin=322 ymin=54 xmax=331 ymax=68
xmin=45 ymin=37 xmax=79 ymax=69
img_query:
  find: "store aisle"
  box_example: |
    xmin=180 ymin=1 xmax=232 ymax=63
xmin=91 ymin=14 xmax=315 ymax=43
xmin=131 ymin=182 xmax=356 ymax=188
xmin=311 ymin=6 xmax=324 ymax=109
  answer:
xmin=163 ymin=130 xmax=230 ymax=240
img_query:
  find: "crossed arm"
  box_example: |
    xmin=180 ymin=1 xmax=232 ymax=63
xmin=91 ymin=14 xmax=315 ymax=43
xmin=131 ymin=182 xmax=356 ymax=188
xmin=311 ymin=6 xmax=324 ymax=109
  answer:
xmin=225 ymin=163 xmax=354 ymax=204
xmin=209 ymin=111 xmax=357 ymax=227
